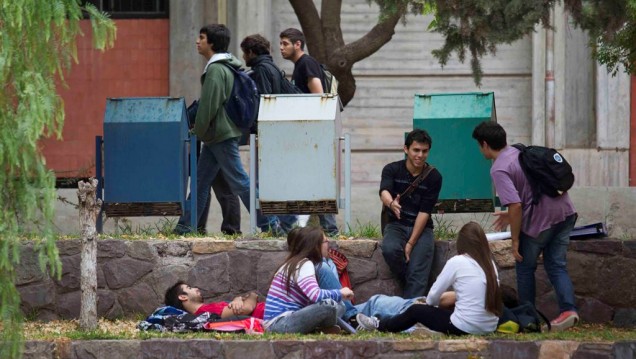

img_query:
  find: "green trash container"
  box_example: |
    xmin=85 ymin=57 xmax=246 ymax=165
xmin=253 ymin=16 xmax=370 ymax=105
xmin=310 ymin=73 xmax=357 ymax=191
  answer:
xmin=413 ymin=92 xmax=496 ymax=213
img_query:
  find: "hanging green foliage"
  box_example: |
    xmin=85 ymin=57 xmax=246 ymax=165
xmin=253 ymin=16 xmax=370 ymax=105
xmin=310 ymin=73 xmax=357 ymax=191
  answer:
xmin=0 ymin=1 xmax=115 ymax=357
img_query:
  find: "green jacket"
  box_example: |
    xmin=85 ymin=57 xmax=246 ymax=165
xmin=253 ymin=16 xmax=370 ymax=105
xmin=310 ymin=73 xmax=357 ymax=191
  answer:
xmin=193 ymin=54 xmax=243 ymax=144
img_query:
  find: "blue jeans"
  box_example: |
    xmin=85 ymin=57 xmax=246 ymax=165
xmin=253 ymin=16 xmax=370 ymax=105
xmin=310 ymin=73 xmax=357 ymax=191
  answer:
xmin=516 ymin=214 xmax=577 ymax=313
xmin=319 ymin=214 xmax=339 ymax=236
xmin=177 ymin=138 xmax=279 ymax=232
xmin=351 ymin=294 xmax=419 ymax=321
xmin=266 ymin=299 xmax=344 ymax=334
xmin=381 ymin=222 xmax=435 ymax=298
xmin=316 ymin=260 xmax=356 ymax=319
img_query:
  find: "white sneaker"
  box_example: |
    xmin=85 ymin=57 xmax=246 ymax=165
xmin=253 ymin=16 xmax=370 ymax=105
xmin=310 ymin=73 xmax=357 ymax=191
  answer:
xmin=356 ymin=313 xmax=379 ymax=331
xmin=411 ymin=323 xmax=443 ymax=337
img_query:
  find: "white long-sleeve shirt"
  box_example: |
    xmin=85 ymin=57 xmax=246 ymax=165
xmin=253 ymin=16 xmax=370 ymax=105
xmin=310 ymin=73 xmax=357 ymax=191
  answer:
xmin=426 ymin=254 xmax=499 ymax=334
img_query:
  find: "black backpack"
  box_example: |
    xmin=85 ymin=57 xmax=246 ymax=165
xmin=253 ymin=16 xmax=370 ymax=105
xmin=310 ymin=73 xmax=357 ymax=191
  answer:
xmin=497 ymin=302 xmax=551 ymax=333
xmin=221 ymin=63 xmax=259 ymax=131
xmin=512 ymin=143 xmax=575 ymax=204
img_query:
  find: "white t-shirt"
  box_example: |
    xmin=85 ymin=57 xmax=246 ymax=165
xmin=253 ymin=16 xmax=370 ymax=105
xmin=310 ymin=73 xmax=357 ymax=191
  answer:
xmin=426 ymin=254 xmax=499 ymax=334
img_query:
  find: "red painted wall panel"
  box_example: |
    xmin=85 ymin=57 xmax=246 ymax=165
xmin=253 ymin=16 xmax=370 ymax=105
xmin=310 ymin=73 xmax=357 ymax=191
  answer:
xmin=41 ymin=19 xmax=169 ymax=178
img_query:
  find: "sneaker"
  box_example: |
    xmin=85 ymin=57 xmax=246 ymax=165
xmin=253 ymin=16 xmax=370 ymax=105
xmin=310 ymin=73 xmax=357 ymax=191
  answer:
xmin=337 ymin=317 xmax=357 ymax=334
xmin=410 ymin=323 xmax=443 ymax=338
xmin=317 ymin=325 xmax=342 ymax=334
xmin=550 ymin=311 xmax=579 ymax=332
xmin=356 ymin=313 xmax=379 ymax=331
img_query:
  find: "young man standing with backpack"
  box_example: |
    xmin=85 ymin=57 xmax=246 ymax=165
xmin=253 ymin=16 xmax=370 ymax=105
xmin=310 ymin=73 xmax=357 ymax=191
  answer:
xmin=472 ymin=121 xmax=579 ymax=331
xmin=279 ymin=27 xmax=338 ymax=236
xmin=174 ymin=24 xmax=283 ymax=236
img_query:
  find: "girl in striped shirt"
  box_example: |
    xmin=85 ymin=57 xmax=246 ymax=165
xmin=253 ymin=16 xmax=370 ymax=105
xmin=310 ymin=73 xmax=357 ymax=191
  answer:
xmin=264 ymin=226 xmax=355 ymax=333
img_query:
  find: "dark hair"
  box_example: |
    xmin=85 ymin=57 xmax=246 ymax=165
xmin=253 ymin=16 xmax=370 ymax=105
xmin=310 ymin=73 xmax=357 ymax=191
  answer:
xmin=286 ymin=227 xmax=303 ymax=253
xmin=200 ymin=24 xmax=231 ymax=53
xmin=279 ymin=28 xmax=305 ymax=50
xmin=472 ymin=121 xmax=507 ymax=150
xmin=164 ymin=281 xmax=187 ymax=310
xmin=241 ymin=34 xmax=271 ymax=56
xmin=456 ymin=222 xmax=503 ymax=316
xmin=405 ymin=129 xmax=432 ymax=149
xmin=279 ymin=226 xmax=324 ymax=293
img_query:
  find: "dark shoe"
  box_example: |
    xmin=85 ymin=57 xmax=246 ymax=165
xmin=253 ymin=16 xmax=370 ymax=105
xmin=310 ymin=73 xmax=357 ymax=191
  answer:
xmin=317 ymin=325 xmax=342 ymax=334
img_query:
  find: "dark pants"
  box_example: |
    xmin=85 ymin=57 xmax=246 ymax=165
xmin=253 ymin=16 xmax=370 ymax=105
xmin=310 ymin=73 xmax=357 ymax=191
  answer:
xmin=381 ymin=222 xmax=434 ymax=298
xmin=379 ymin=304 xmax=466 ymax=335
xmin=197 ymin=172 xmax=241 ymax=235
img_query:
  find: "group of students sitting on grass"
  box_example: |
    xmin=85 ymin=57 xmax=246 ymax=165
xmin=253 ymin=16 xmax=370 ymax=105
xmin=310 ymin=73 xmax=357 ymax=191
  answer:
xmin=160 ymin=221 xmax=505 ymax=336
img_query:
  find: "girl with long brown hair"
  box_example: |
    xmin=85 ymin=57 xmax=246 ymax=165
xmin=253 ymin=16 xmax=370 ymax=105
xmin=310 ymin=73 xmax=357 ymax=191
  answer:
xmin=358 ymin=222 xmax=503 ymax=335
xmin=264 ymin=226 xmax=354 ymax=333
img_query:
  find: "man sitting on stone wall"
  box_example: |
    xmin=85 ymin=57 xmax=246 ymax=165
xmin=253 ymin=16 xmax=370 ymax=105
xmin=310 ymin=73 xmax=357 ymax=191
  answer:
xmin=164 ymin=281 xmax=265 ymax=319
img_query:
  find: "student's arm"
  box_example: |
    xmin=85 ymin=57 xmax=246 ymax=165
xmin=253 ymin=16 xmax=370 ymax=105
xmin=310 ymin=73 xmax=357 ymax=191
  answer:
xmin=495 ymin=203 xmax=523 ymax=262
xmin=404 ymin=212 xmax=429 ymax=262
xmin=426 ymin=257 xmax=458 ymax=306
xmin=307 ymin=77 xmax=323 ymax=93
xmin=405 ymin=172 xmax=442 ymax=261
xmin=220 ymin=292 xmax=259 ymax=318
xmin=379 ymin=164 xmax=400 ymax=218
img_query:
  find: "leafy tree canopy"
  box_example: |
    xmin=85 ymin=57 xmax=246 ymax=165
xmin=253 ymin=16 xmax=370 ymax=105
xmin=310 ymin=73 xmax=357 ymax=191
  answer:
xmin=0 ymin=1 xmax=115 ymax=357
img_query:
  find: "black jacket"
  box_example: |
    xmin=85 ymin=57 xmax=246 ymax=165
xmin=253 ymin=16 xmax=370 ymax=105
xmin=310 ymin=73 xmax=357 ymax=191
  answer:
xmin=247 ymin=54 xmax=283 ymax=95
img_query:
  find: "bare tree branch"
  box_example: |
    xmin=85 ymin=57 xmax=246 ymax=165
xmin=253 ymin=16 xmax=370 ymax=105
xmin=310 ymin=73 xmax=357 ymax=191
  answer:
xmin=289 ymin=0 xmax=325 ymax=58
xmin=343 ymin=5 xmax=406 ymax=64
xmin=321 ymin=0 xmax=345 ymax=60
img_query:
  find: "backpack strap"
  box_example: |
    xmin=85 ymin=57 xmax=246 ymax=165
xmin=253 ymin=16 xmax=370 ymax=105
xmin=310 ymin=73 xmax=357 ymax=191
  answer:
xmin=400 ymin=165 xmax=435 ymax=198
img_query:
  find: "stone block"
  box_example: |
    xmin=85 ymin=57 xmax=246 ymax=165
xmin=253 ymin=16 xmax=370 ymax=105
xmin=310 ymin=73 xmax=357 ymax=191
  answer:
xmin=568 ymin=251 xmax=602 ymax=295
xmin=154 ymin=241 xmax=191 ymax=257
xmin=613 ymin=341 xmax=636 ymax=359
xmin=57 ymin=240 xmax=81 ymax=256
xmin=126 ymin=241 xmax=156 ymax=262
xmin=489 ymin=240 xmax=515 ymax=268
xmin=623 ymin=241 xmax=636 ymax=259
xmin=102 ymin=257 xmax=154 ymax=289
xmin=55 ymin=255 xmax=81 ymax=293
xmin=23 ymin=341 xmax=55 ymax=359
xmin=228 ymin=250 xmax=258 ymax=293
xmin=192 ymin=240 xmax=235 ymax=254
xmin=597 ymin=257 xmax=636 ymax=307
xmin=355 ymin=279 xmax=401 ymax=304
xmin=56 ymin=291 xmax=80 ymax=319
xmin=16 ymin=244 xmax=47 ymax=286
xmin=392 ymin=341 xmax=435 ymax=352
xmin=438 ymin=339 xmax=488 ymax=353
xmin=373 ymin=246 xmax=394 ymax=280
xmin=188 ymin=253 xmax=230 ymax=297
xmin=223 ymin=341 xmax=275 ymax=359
xmin=570 ymin=239 xmax=624 ymax=256
xmin=572 ymin=343 xmax=613 ymax=359
xmin=577 ymin=297 xmax=614 ymax=323
xmin=538 ymin=340 xmax=579 ymax=359
xmin=256 ymin=251 xmax=288 ymax=294
xmin=335 ymin=239 xmax=377 ymax=258
xmin=71 ymin=340 xmax=140 ymax=359
xmin=18 ymin=279 xmax=55 ymax=313
xmin=271 ymin=340 xmax=305 ymax=358
xmin=613 ymin=308 xmax=636 ymax=328
xmin=147 ymin=264 xmax=191 ymax=300
xmin=96 ymin=289 xmax=119 ymax=318
xmin=97 ymin=240 xmax=127 ymax=258
xmin=117 ymin=282 xmax=161 ymax=316
xmin=141 ymin=339 xmax=224 ymax=359
xmin=489 ymin=340 xmax=539 ymax=359
xmin=348 ymin=257 xmax=378 ymax=286
xmin=235 ymin=239 xmax=288 ymax=251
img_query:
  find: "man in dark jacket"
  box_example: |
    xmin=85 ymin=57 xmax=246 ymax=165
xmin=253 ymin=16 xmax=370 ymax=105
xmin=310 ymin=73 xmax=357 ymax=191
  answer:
xmin=240 ymin=34 xmax=299 ymax=233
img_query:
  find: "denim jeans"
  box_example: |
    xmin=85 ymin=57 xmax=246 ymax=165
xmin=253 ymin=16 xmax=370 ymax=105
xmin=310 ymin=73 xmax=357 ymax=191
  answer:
xmin=316 ymin=260 xmax=356 ymax=319
xmin=351 ymin=294 xmax=420 ymax=321
xmin=177 ymin=137 xmax=279 ymax=232
xmin=197 ymin=172 xmax=241 ymax=235
xmin=516 ymin=214 xmax=577 ymax=313
xmin=266 ymin=299 xmax=344 ymax=334
xmin=319 ymin=214 xmax=339 ymax=236
xmin=381 ymin=222 xmax=435 ymax=298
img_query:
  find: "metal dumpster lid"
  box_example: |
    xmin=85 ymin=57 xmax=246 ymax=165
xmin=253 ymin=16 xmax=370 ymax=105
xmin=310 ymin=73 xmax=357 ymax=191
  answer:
xmin=104 ymin=97 xmax=186 ymax=123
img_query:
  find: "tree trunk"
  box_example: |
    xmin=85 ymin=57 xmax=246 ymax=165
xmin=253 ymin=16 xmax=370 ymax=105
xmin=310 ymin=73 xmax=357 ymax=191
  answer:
xmin=77 ymin=178 xmax=102 ymax=331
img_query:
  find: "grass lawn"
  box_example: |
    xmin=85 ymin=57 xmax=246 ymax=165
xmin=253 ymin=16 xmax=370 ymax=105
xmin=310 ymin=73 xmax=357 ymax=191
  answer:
xmin=23 ymin=319 xmax=636 ymax=342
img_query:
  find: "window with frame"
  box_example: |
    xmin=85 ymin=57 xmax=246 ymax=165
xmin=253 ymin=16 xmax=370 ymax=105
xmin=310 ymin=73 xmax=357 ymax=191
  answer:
xmin=83 ymin=0 xmax=168 ymax=19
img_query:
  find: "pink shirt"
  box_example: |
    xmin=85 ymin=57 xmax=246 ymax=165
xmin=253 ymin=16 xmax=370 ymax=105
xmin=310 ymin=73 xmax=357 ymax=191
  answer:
xmin=491 ymin=146 xmax=576 ymax=238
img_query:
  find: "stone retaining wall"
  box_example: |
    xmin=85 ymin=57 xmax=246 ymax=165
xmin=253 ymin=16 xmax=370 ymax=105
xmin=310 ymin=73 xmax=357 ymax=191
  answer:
xmin=22 ymin=338 xmax=636 ymax=359
xmin=16 ymin=238 xmax=636 ymax=327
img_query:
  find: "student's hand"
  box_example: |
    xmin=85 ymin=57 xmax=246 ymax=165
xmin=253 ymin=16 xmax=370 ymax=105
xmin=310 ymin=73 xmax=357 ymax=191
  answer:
xmin=228 ymin=297 xmax=244 ymax=315
xmin=340 ymin=287 xmax=354 ymax=301
xmin=493 ymin=211 xmax=510 ymax=231
xmin=511 ymin=237 xmax=523 ymax=262
xmin=390 ymin=195 xmax=401 ymax=219
xmin=404 ymin=241 xmax=414 ymax=263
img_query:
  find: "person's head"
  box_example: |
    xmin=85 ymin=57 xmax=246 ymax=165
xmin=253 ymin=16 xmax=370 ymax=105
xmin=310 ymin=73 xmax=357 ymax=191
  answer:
xmin=197 ymin=24 xmax=231 ymax=58
xmin=456 ymin=222 xmax=503 ymax=316
xmin=404 ymin=129 xmax=432 ymax=170
xmin=472 ymin=121 xmax=507 ymax=159
xmin=164 ymin=281 xmax=203 ymax=311
xmin=279 ymin=28 xmax=305 ymax=61
xmin=241 ymin=34 xmax=271 ymax=66
xmin=279 ymin=226 xmax=326 ymax=291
